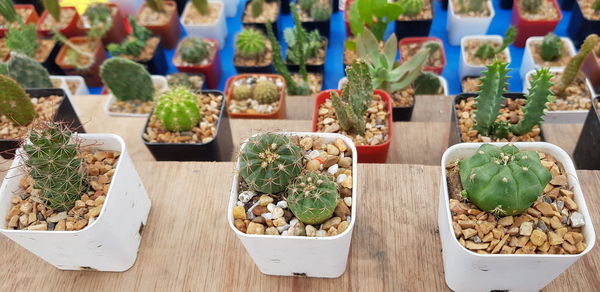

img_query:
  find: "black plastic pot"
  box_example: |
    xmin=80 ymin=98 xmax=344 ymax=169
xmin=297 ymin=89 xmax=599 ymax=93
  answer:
xmin=449 ymin=93 xmax=546 ymax=146
xmin=559 ymin=0 xmax=575 ymax=10
xmin=500 ymin=0 xmax=513 ymax=9
xmin=242 ymin=0 xmax=281 ymax=39
xmin=0 ymin=88 xmax=85 ymax=159
xmin=39 ymin=40 xmax=64 ymax=75
xmin=393 ymin=103 xmax=415 ymax=122
xmin=286 ymin=38 xmax=327 ymax=74
xmin=142 ymin=90 xmax=233 ymax=161
xmin=137 ymin=37 xmax=168 ymax=75
xmin=567 ymin=0 xmax=600 ymax=48
xmin=13 ymin=0 xmax=43 ymax=14
xmin=441 ymin=0 xmax=448 ymax=10
xmin=281 ymin=0 xmax=290 ymax=14
xmin=394 ymin=0 xmax=433 ymax=39
xmin=573 ymin=97 xmax=600 ymax=170
xmin=234 ymin=59 xmax=275 ymax=74
xmin=175 ymin=0 xmax=188 ymax=15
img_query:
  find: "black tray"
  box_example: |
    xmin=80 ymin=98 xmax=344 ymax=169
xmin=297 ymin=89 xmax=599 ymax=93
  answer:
xmin=573 ymin=96 xmax=600 ymax=170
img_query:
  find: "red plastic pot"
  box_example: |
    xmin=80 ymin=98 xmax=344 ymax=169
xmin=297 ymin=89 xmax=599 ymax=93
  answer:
xmin=55 ymin=37 xmax=107 ymax=87
xmin=312 ymin=89 xmax=393 ymax=163
xmin=0 ymin=4 xmax=38 ymax=38
xmin=36 ymin=6 xmax=84 ymax=38
xmin=136 ymin=0 xmax=181 ymax=49
xmin=78 ymin=3 xmax=127 ymax=45
xmin=510 ymin=0 xmax=562 ymax=47
xmin=224 ymin=74 xmax=287 ymax=119
xmin=173 ymin=38 xmax=222 ymax=89
xmin=398 ymin=37 xmax=446 ymax=75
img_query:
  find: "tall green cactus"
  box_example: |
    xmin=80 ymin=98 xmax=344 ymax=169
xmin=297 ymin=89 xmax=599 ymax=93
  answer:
xmin=4 ymin=53 xmax=53 ymax=89
xmin=146 ymin=0 xmax=166 ymax=13
xmin=510 ymin=68 xmax=553 ymax=135
xmin=285 ymin=4 xmax=313 ymax=79
xmin=179 ymin=37 xmax=210 ymax=64
xmin=458 ymin=144 xmax=552 ymax=216
xmin=287 ymin=172 xmax=338 ymax=225
xmin=475 ymin=26 xmax=516 ymax=60
xmin=155 ymin=86 xmax=201 ymax=132
xmin=555 ymin=34 xmax=599 ymax=96
xmin=236 ymin=28 xmax=266 ymax=58
xmin=521 ymin=0 xmax=541 ymax=14
xmin=42 ymin=0 xmax=61 ymax=22
xmin=100 ymin=57 xmax=155 ymax=102
xmin=401 ymin=0 xmax=424 ymax=17
xmin=250 ymin=0 xmax=264 ymax=18
xmin=331 ymin=59 xmax=372 ymax=135
xmin=191 ymin=0 xmax=209 ymax=15
xmin=540 ymin=33 xmax=562 ymax=62
xmin=0 ymin=75 xmax=36 ymax=125
xmin=473 ymin=61 xmax=510 ymax=137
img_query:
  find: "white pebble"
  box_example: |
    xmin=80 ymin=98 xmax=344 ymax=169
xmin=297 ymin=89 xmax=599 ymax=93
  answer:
xmin=281 ymin=230 xmax=288 ymax=236
xmin=238 ymin=190 xmax=256 ymax=203
xmin=262 ymin=212 xmax=273 ymax=220
xmin=236 ymin=201 xmax=245 ymax=206
xmin=277 ymin=224 xmax=290 ymax=233
xmin=289 ymin=218 xmax=299 ymax=228
xmin=307 ymin=150 xmax=321 ymax=159
xmin=346 ymin=216 xmax=351 ymax=222
xmin=272 ymin=207 xmax=284 ymax=219
xmin=276 ymin=200 xmax=288 ymax=209
xmin=570 ymin=212 xmax=585 ymax=228
xmin=344 ymin=197 xmax=352 ymax=207
xmin=267 ymin=203 xmax=276 ymax=212
xmin=327 ymin=164 xmax=339 ymax=175
xmin=316 ymin=230 xmax=327 ymax=237
xmin=337 ymin=174 xmax=348 ymax=184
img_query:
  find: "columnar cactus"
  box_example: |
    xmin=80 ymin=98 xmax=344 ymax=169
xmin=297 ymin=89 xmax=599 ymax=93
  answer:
xmin=155 ymin=87 xmax=201 ymax=132
xmin=555 ymin=34 xmax=599 ymax=96
xmin=233 ymin=84 xmax=252 ymax=100
xmin=475 ymin=26 xmax=516 ymax=60
xmin=458 ymin=144 xmax=552 ymax=216
xmin=251 ymin=0 xmax=264 ymax=18
xmin=413 ymin=72 xmax=442 ymax=95
xmin=311 ymin=2 xmax=332 ymax=21
xmin=192 ymin=0 xmax=209 ymax=15
xmin=100 ymin=57 xmax=155 ymax=102
xmin=42 ymin=0 xmax=61 ymax=22
xmin=179 ymin=37 xmax=210 ymax=64
xmin=4 ymin=53 xmax=53 ymax=89
xmin=23 ymin=122 xmax=88 ymax=212
xmin=0 ymin=75 xmax=36 ymax=125
xmin=511 ymin=68 xmax=553 ymax=135
xmin=253 ymin=80 xmax=279 ymax=104
xmin=331 ymin=59 xmax=372 ymax=135
xmin=287 ymin=172 xmax=339 ymax=225
xmin=146 ymin=0 xmax=166 ymax=13
xmin=402 ymin=0 xmax=424 ymax=17
xmin=521 ymin=0 xmax=541 ymax=14
xmin=236 ymin=29 xmax=266 ymax=59
xmin=540 ymin=33 xmax=562 ymax=62
xmin=238 ymin=133 xmax=303 ymax=194
xmin=84 ymin=3 xmax=113 ymax=41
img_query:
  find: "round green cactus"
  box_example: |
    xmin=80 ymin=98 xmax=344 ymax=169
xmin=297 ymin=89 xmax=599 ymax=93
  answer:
xmin=236 ymin=29 xmax=266 ymax=58
xmin=540 ymin=33 xmax=562 ymax=62
xmin=179 ymin=37 xmax=210 ymax=64
xmin=287 ymin=172 xmax=339 ymax=225
xmin=238 ymin=133 xmax=303 ymax=194
xmin=253 ymin=80 xmax=279 ymax=104
xmin=310 ymin=2 xmax=331 ymax=21
xmin=401 ymin=0 xmax=424 ymax=17
xmin=458 ymin=144 xmax=552 ymax=216
xmin=233 ymin=84 xmax=252 ymax=100
xmin=155 ymin=86 xmax=201 ymax=132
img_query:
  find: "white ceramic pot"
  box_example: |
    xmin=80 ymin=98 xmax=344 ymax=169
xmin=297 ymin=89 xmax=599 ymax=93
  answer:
xmin=447 ymin=0 xmax=495 ymax=46
xmin=222 ymin=0 xmax=239 ymax=17
xmin=181 ymin=1 xmax=228 ymax=49
xmin=338 ymin=75 xmax=449 ymax=95
xmin=110 ymin=0 xmax=144 ymax=16
xmin=0 ymin=134 xmax=152 ymax=271
xmin=523 ymin=68 xmax=594 ymax=124
xmin=228 ymin=132 xmax=358 ymax=278
xmin=459 ymin=35 xmax=511 ymax=80
xmin=520 ymin=37 xmax=577 ymax=80
xmin=439 ymin=142 xmax=596 ymax=292
xmin=104 ymin=75 xmax=168 ymax=118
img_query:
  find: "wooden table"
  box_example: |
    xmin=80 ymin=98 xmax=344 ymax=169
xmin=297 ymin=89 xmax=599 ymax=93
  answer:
xmin=0 ymin=94 xmax=596 ymax=291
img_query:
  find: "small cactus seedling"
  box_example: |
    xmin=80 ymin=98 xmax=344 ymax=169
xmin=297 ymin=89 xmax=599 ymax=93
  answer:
xmin=236 ymin=29 xmax=266 ymax=59
xmin=238 ymin=133 xmax=303 ymax=194
xmin=413 ymin=72 xmax=442 ymax=95
xmin=107 ymin=17 xmax=152 ymax=58
xmin=3 ymin=53 xmax=53 ymax=89
xmin=331 ymin=59 xmax=373 ymax=135
xmin=251 ymin=0 xmax=264 ymax=18
xmin=155 ymin=87 xmax=201 ymax=132
xmin=521 ymin=0 xmax=541 ymax=14
xmin=540 ymin=33 xmax=562 ymax=62
xmin=475 ymin=26 xmax=517 ymax=60
xmin=100 ymin=57 xmax=155 ymax=102
xmin=146 ymin=0 xmax=166 ymax=13
xmin=253 ymin=80 xmax=279 ymax=104
xmin=401 ymin=0 xmax=424 ymax=17
xmin=0 ymin=75 xmax=36 ymax=126
xmin=192 ymin=0 xmax=209 ymax=15
xmin=310 ymin=1 xmax=332 ymax=21
xmin=554 ymin=34 xmax=599 ymax=97
xmin=42 ymin=0 xmax=61 ymax=22
xmin=458 ymin=144 xmax=552 ymax=216
xmin=287 ymin=172 xmax=339 ymax=225
xmin=233 ymin=84 xmax=252 ymax=100
xmin=179 ymin=37 xmax=210 ymax=64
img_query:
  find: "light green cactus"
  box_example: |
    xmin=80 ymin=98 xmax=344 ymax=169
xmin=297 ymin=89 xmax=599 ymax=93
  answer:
xmin=475 ymin=26 xmax=517 ymax=60
xmin=233 ymin=84 xmax=252 ymax=100
xmin=251 ymin=0 xmax=264 ymax=18
xmin=299 ymin=0 xmax=315 ymax=11
xmin=331 ymin=59 xmax=372 ymax=135
xmin=555 ymin=34 xmax=598 ymax=96
xmin=236 ymin=29 xmax=266 ymax=59
xmin=287 ymin=172 xmax=339 ymax=225
xmin=42 ymin=0 xmax=61 ymax=22
xmin=155 ymin=86 xmax=201 ymax=132
xmin=100 ymin=57 xmax=155 ymax=102
xmin=0 ymin=74 xmax=36 ymax=125
xmin=191 ymin=0 xmax=209 ymax=15
xmin=510 ymin=68 xmax=553 ymax=135
xmin=253 ymin=80 xmax=279 ymax=104
xmin=146 ymin=0 xmax=166 ymax=13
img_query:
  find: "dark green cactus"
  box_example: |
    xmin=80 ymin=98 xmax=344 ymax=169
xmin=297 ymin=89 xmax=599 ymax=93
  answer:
xmin=331 ymin=59 xmax=372 ymax=135
xmin=473 ymin=61 xmax=510 ymax=137
xmin=521 ymin=0 xmax=541 ymax=14
xmin=233 ymin=84 xmax=252 ymax=100
xmin=0 ymin=75 xmax=36 ymax=125
xmin=5 ymin=23 xmax=38 ymax=58
xmin=540 ymin=33 xmax=562 ymax=62
xmin=287 ymin=172 xmax=339 ymax=225
xmin=146 ymin=0 xmax=166 ymax=13
xmin=42 ymin=0 xmax=61 ymax=22
xmin=510 ymin=68 xmax=553 ymax=136
xmin=179 ymin=37 xmax=210 ymax=64
xmin=475 ymin=26 xmax=516 ymax=60
xmin=311 ymin=2 xmax=332 ymax=21
xmin=236 ymin=29 xmax=266 ymax=59
xmin=191 ymin=0 xmax=209 ymax=15
xmin=100 ymin=57 xmax=155 ymax=102
xmin=251 ymin=0 xmax=264 ymax=18
xmin=414 ymin=72 xmax=442 ymax=95
xmin=458 ymin=144 xmax=552 ymax=216
xmin=555 ymin=34 xmax=598 ymax=96
xmin=0 ymin=0 xmax=19 ymax=23
xmin=155 ymin=86 xmax=201 ymax=132
xmin=401 ymin=0 xmax=424 ymax=17
xmin=238 ymin=133 xmax=303 ymax=194
xmin=4 ymin=53 xmax=53 ymax=89
xmin=107 ymin=16 xmax=151 ymax=58
xmin=254 ymin=80 xmax=279 ymax=104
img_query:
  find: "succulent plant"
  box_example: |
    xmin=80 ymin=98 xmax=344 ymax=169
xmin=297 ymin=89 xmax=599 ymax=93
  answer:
xmin=0 ymin=74 xmax=36 ymax=126
xmin=233 ymin=84 xmax=252 ymax=100
xmin=155 ymin=87 xmax=201 ymax=132
xmin=107 ymin=16 xmax=152 ymax=58
xmin=84 ymin=3 xmax=113 ymax=41
xmin=146 ymin=0 xmax=166 ymax=13
xmin=401 ymin=0 xmax=424 ymax=17
xmin=192 ymin=0 xmax=209 ymax=15
xmin=254 ymin=80 xmax=279 ymax=104
xmin=251 ymin=0 xmax=264 ymax=18
xmin=5 ymin=22 xmax=38 ymax=58
xmin=521 ymin=0 xmax=540 ymax=14
xmin=413 ymin=72 xmax=442 ymax=95
xmin=311 ymin=2 xmax=332 ymax=21
xmin=179 ymin=37 xmax=210 ymax=64
xmin=3 ymin=53 xmax=53 ymax=89
xmin=236 ymin=29 xmax=266 ymax=59
xmin=287 ymin=172 xmax=339 ymax=225
xmin=458 ymin=144 xmax=552 ymax=216
xmin=475 ymin=26 xmax=517 ymax=60
xmin=540 ymin=33 xmax=562 ymax=62
xmin=554 ymin=34 xmax=599 ymax=97
xmin=100 ymin=57 xmax=155 ymax=102
xmin=348 ymin=0 xmax=404 ymax=41
xmin=43 ymin=0 xmax=61 ymax=22
xmin=238 ymin=133 xmax=303 ymax=194
xmin=332 ymin=59 xmax=372 ymax=135
xmin=284 ymin=6 xmax=322 ymax=66
xmin=299 ymin=0 xmax=315 ymax=11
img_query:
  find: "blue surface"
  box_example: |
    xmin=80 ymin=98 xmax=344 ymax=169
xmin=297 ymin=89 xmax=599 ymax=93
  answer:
xmin=90 ymin=0 xmax=576 ymax=95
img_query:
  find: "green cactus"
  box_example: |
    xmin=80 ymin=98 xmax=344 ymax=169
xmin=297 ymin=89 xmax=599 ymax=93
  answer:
xmin=253 ymin=80 xmax=279 ymax=104
xmin=0 ymin=63 xmax=7 ymax=75
xmin=331 ymin=59 xmax=372 ymax=135
xmin=287 ymin=172 xmax=339 ymax=225
xmin=179 ymin=37 xmax=210 ymax=64
xmin=540 ymin=33 xmax=562 ymax=62
xmin=155 ymin=87 xmax=201 ymax=132
xmin=5 ymin=23 xmax=38 ymax=58
xmin=521 ymin=0 xmax=540 ymax=14
xmin=4 ymin=53 xmax=52 ymax=89
xmin=299 ymin=0 xmax=315 ymax=11
xmin=100 ymin=57 xmax=155 ymax=102
xmin=413 ymin=72 xmax=442 ymax=95
xmin=250 ymin=0 xmax=264 ymax=18
xmin=475 ymin=26 xmax=516 ymax=60
xmin=0 ymin=0 xmax=19 ymax=23
xmin=107 ymin=16 xmax=152 ymax=58
xmin=458 ymin=144 xmax=552 ymax=216
xmin=233 ymin=84 xmax=252 ymax=100
xmin=401 ymin=0 xmax=424 ymax=17
xmin=42 ymin=0 xmax=61 ymax=22
xmin=146 ymin=0 xmax=166 ymax=13
xmin=510 ymin=68 xmax=553 ymax=136
xmin=284 ymin=5 xmax=322 ymax=66
xmin=236 ymin=29 xmax=266 ymax=59
xmin=84 ymin=3 xmax=113 ymax=41
xmin=310 ymin=2 xmax=332 ymax=21
xmin=0 ymin=75 xmax=36 ymax=125
xmin=555 ymin=34 xmax=599 ymax=96
xmin=192 ymin=0 xmax=209 ymax=15
xmin=594 ymin=0 xmax=600 ymax=11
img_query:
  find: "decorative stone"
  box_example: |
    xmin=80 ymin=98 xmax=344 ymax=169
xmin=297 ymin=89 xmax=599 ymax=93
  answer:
xmin=498 ymin=216 xmax=514 ymax=226
xmin=306 ymin=225 xmax=317 ymax=237
xmin=338 ymin=221 xmax=350 ymax=233
xmin=273 ymin=217 xmax=287 ymax=227
xmin=326 ymin=144 xmax=340 ymax=155
xmin=292 ymin=222 xmax=306 ymax=236
xmin=334 ymin=138 xmax=347 ymax=152
xmin=258 ymin=195 xmax=274 ymax=206
xmin=327 ymin=164 xmax=339 ymax=175
xmin=341 ymin=175 xmax=352 ymax=189
xmin=238 ymin=190 xmax=256 ymax=203
xmin=276 ymin=200 xmax=288 ymax=209
xmin=550 ymin=175 xmax=568 ymax=186
xmin=322 ymin=217 xmax=341 ymax=230
xmin=338 ymin=157 xmax=352 ymax=168
xmin=276 ymin=224 xmax=290 ymax=233
xmin=535 ymin=202 xmax=555 ymax=217
xmin=562 ymin=197 xmax=578 ymax=210
xmin=316 ymin=230 xmax=327 ymax=237
xmin=247 ymin=222 xmax=265 ymax=235
xmin=265 ymin=227 xmax=279 ymax=235
xmin=530 ymin=229 xmax=547 ymax=246
xmin=343 ymin=197 xmax=352 ymax=207
xmin=548 ymin=231 xmax=564 ymax=245
xmin=306 ymin=159 xmax=321 ymax=171
xmin=570 ymin=212 xmax=585 ymax=228
xmin=233 ymin=205 xmax=247 ymax=220
xmin=334 ymin=200 xmax=351 ymax=218
xmin=299 ymin=137 xmax=313 ymax=150
xmin=271 ymin=207 xmax=284 ymax=219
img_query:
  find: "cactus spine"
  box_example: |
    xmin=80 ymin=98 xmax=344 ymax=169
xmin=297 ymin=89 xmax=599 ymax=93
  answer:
xmin=192 ymin=0 xmax=209 ymax=15
xmin=413 ymin=72 xmax=442 ymax=95
xmin=236 ymin=29 xmax=266 ymax=59
xmin=459 ymin=144 xmax=552 ymax=216
xmin=332 ymin=59 xmax=372 ymax=135
xmin=4 ymin=53 xmax=53 ymax=89
xmin=540 ymin=33 xmax=562 ymax=62
xmin=233 ymin=84 xmax=252 ymax=100
xmin=42 ymin=0 xmax=61 ymax=22
xmin=251 ymin=0 xmax=264 ymax=18
xmin=146 ymin=0 xmax=166 ymax=13
xmin=179 ymin=37 xmax=210 ymax=64
xmin=311 ymin=1 xmax=332 ymax=21
xmin=554 ymin=34 xmax=598 ymax=96
xmin=510 ymin=68 xmax=553 ymax=135
xmin=0 ymin=75 xmax=36 ymax=125
xmin=239 ymin=133 xmax=303 ymax=194
xmin=475 ymin=26 xmax=516 ymax=60
xmin=401 ymin=0 xmax=424 ymax=17
xmin=253 ymin=80 xmax=279 ymax=104
xmin=155 ymin=87 xmax=201 ymax=132
xmin=287 ymin=172 xmax=338 ymax=225
xmin=521 ymin=0 xmax=541 ymax=14
xmin=100 ymin=57 xmax=155 ymax=102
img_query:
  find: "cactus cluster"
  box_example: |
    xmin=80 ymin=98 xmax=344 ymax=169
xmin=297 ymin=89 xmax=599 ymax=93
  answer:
xmin=332 ymin=59 xmax=372 ymax=135
xmin=179 ymin=37 xmax=211 ymax=64
xmin=232 ymin=79 xmax=279 ymax=104
xmin=233 ymin=84 xmax=253 ymax=100
xmin=402 ymin=0 xmax=424 ymax=17
xmin=100 ymin=57 xmax=155 ymax=102
xmin=554 ymin=34 xmax=599 ymax=97
xmin=540 ymin=33 xmax=562 ymax=62
xmin=521 ymin=0 xmax=540 ymax=14
xmin=287 ymin=172 xmax=338 ymax=224
xmin=475 ymin=26 xmax=517 ymax=60
xmin=107 ymin=17 xmax=151 ymax=58
xmin=251 ymin=0 xmax=264 ymax=18
xmin=2 ymin=53 xmax=52 ymax=89
xmin=192 ymin=0 xmax=209 ymax=15
xmin=458 ymin=144 xmax=552 ymax=216
xmin=84 ymin=3 xmax=113 ymax=41
xmin=0 ymin=75 xmax=36 ymax=125
xmin=155 ymin=86 xmax=201 ymax=132
xmin=236 ymin=29 xmax=266 ymax=59
xmin=413 ymin=72 xmax=442 ymax=95
xmin=42 ymin=0 xmax=61 ymax=22
xmin=1 ymin=0 xmax=37 ymax=58
xmin=146 ymin=0 xmax=166 ymax=13
xmin=284 ymin=6 xmax=322 ymax=66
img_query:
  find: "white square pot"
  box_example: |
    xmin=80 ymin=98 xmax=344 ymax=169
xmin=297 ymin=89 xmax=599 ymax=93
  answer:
xmin=228 ymin=132 xmax=358 ymax=278
xmin=523 ymin=68 xmax=594 ymax=124
xmin=110 ymin=0 xmax=144 ymax=16
xmin=459 ymin=35 xmax=511 ymax=80
xmin=181 ymin=1 xmax=228 ymax=49
xmin=0 ymin=134 xmax=152 ymax=271
xmin=447 ymin=0 xmax=494 ymax=46
xmin=222 ymin=0 xmax=239 ymax=17
xmin=104 ymin=75 xmax=168 ymax=118
xmin=520 ymin=37 xmax=577 ymax=80
xmin=439 ymin=142 xmax=596 ymax=292
xmin=337 ymin=76 xmax=449 ymax=95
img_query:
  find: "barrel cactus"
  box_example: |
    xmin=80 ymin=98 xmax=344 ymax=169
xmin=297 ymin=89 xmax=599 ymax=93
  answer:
xmin=155 ymin=86 xmax=201 ymax=132
xmin=100 ymin=57 xmax=154 ymax=102
xmin=287 ymin=172 xmax=338 ymax=225
xmin=238 ymin=133 xmax=303 ymax=194
xmin=459 ymin=144 xmax=552 ymax=216
xmin=236 ymin=29 xmax=266 ymax=59
xmin=521 ymin=0 xmax=540 ymax=14
xmin=0 ymin=75 xmax=36 ymax=125
xmin=253 ymin=80 xmax=279 ymax=104
xmin=233 ymin=84 xmax=252 ymax=101
xmin=540 ymin=33 xmax=562 ymax=62
xmin=179 ymin=37 xmax=210 ymax=64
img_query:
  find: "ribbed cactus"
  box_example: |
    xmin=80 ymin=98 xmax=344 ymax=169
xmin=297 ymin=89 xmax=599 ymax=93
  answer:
xmin=100 ymin=57 xmax=155 ymax=102
xmin=521 ymin=0 xmax=540 ymax=14
xmin=540 ymin=33 xmax=562 ymax=62
xmin=287 ymin=172 xmax=339 ymax=225
xmin=459 ymin=144 xmax=552 ymax=216
xmin=236 ymin=29 xmax=266 ymax=58
xmin=475 ymin=26 xmax=516 ymax=60
xmin=192 ymin=0 xmax=209 ymax=15
xmin=4 ymin=53 xmax=53 ymax=89
xmin=311 ymin=2 xmax=332 ymax=21
xmin=238 ymin=133 xmax=303 ymax=194
xmin=233 ymin=84 xmax=252 ymax=100
xmin=146 ymin=0 xmax=166 ymax=13
xmin=179 ymin=37 xmax=210 ymax=64
xmin=253 ymin=80 xmax=279 ymax=104
xmin=251 ymin=0 xmax=264 ymax=18
xmin=42 ymin=0 xmax=61 ymax=22
xmin=0 ymin=75 xmax=36 ymax=125
xmin=23 ymin=122 xmax=88 ymax=212
xmin=155 ymin=87 xmax=201 ymax=132
xmin=555 ymin=34 xmax=599 ymax=96
xmin=401 ymin=0 xmax=424 ymax=17
xmin=510 ymin=68 xmax=553 ymax=135
xmin=0 ymin=0 xmax=19 ymax=23
xmin=332 ymin=59 xmax=372 ymax=135
xmin=414 ymin=72 xmax=442 ymax=95
xmin=299 ymin=0 xmax=315 ymax=11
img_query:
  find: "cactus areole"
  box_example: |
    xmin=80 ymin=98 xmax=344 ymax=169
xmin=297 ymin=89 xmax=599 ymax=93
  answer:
xmin=458 ymin=144 xmax=552 ymax=216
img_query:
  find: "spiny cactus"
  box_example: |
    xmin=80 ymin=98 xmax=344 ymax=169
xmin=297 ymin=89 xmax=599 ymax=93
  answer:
xmin=414 ymin=72 xmax=442 ymax=95
xmin=23 ymin=122 xmax=88 ymax=212
xmin=0 ymin=0 xmax=19 ymax=23
xmin=146 ymin=0 xmax=166 ymax=13
xmin=4 ymin=53 xmax=53 ymax=89
xmin=42 ymin=0 xmax=61 ymax=22
xmin=239 ymin=133 xmax=303 ymax=194
xmin=155 ymin=86 xmax=201 ymax=132
xmin=299 ymin=0 xmax=315 ymax=11
xmin=107 ymin=16 xmax=151 ymax=58
xmin=192 ymin=0 xmax=209 ymax=15
xmin=5 ymin=22 xmax=38 ymax=58
xmin=233 ymin=84 xmax=252 ymax=100
xmin=510 ymin=68 xmax=553 ymax=135
xmin=287 ymin=172 xmax=338 ymax=225
xmin=311 ymin=1 xmax=332 ymax=21
xmin=251 ymin=0 xmax=264 ymax=18
xmin=458 ymin=144 xmax=552 ymax=216
xmin=100 ymin=57 xmax=155 ymax=102
xmin=254 ymin=80 xmax=279 ymax=104
xmin=332 ymin=59 xmax=372 ymax=135
xmin=475 ymin=26 xmax=517 ymax=60
xmin=402 ymin=0 xmax=424 ymax=17
xmin=555 ymin=34 xmax=599 ymax=96
xmin=84 ymin=3 xmax=113 ymax=41
xmin=179 ymin=37 xmax=210 ymax=64
xmin=540 ymin=33 xmax=562 ymax=62
xmin=0 ymin=75 xmax=36 ymax=125
xmin=236 ymin=29 xmax=266 ymax=59
xmin=521 ymin=0 xmax=540 ymax=14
